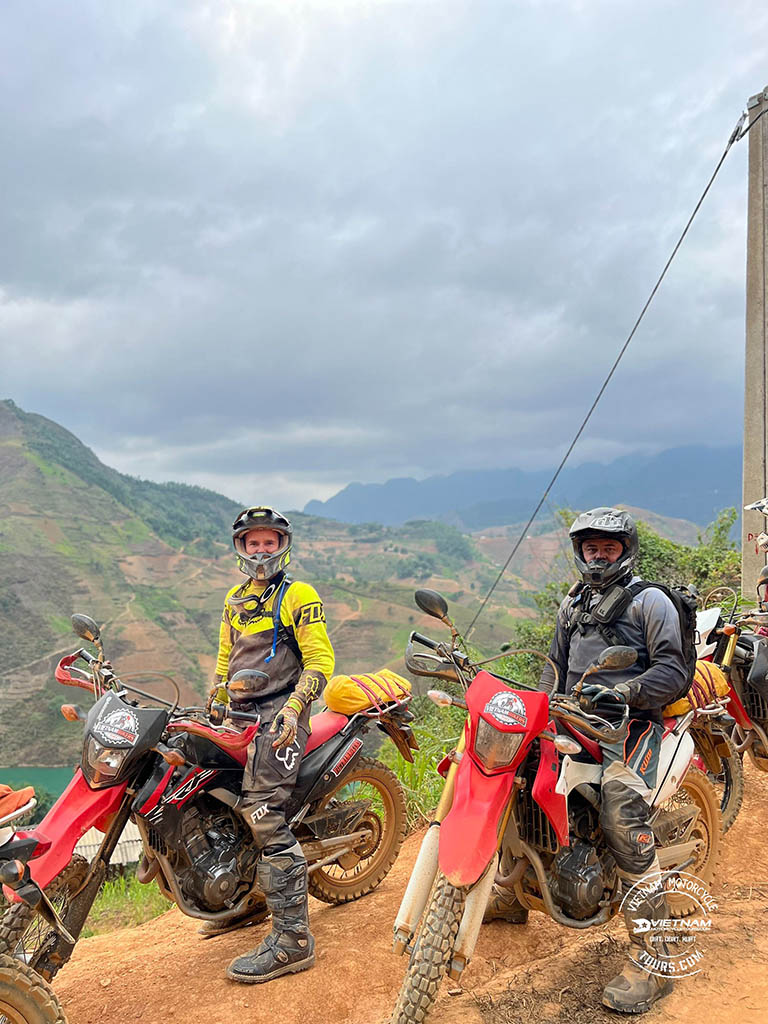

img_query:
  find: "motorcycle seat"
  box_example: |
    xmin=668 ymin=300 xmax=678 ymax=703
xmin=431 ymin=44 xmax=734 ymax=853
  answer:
xmin=0 ymin=786 xmax=35 ymax=823
xmin=305 ymin=710 xmax=349 ymax=755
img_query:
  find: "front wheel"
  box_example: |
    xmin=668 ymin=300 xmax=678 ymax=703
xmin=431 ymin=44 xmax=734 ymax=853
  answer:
xmin=390 ymin=872 xmax=466 ymax=1024
xmin=0 ymin=956 xmax=66 ymax=1024
xmin=307 ymin=757 xmax=407 ymax=904
xmin=705 ymin=733 xmax=744 ymax=832
xmin=0 ymin=856 xmax=88 ymax=981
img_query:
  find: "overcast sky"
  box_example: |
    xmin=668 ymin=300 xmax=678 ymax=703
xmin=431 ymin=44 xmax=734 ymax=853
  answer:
xmin=1 ymin=1 xmax=765 ymax=509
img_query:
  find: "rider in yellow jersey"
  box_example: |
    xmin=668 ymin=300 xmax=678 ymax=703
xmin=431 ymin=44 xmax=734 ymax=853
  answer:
xmin=205 ymin=507 xmax=334 ymax=985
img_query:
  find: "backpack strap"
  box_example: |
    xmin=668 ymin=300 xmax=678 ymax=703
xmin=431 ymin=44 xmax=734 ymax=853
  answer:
xmin=566 ymin=581 xmax=648 ymax=668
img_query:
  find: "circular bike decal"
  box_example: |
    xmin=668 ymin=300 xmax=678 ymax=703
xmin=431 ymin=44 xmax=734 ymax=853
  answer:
xmin=94 ymin=708 xmax=140 ymax=746
xmin=483 ymin=691 xmax=527 ymax=726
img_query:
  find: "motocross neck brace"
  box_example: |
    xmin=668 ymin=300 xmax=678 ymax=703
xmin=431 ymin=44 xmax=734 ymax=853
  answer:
xmin=228 ymin=573 xmax=288 ymax=625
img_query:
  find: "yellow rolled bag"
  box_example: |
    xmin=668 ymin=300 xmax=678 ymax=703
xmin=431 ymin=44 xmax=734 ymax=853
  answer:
xmin=323 ymin=668 xmax=412 ymax=714
xmin=662 ymin=660 xmax=731 ymax=716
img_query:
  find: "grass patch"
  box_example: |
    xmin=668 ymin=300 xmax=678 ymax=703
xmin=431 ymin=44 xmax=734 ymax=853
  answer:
xmin=381 ymin=694 xmax=466 ymax=830
xmin=81 ymin=872 xmax=170 ymax=938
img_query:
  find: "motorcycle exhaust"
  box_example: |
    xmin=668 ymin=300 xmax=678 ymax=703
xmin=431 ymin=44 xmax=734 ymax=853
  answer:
xmin=392 ymin=823 xmax=440 ymax=954
xmin=447 ymin=856 xmax=497 ymax=982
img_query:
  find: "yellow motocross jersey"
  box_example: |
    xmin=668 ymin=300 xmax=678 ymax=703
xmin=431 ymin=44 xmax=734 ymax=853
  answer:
xmin=215 ymin=578 xmax=334 ymax=701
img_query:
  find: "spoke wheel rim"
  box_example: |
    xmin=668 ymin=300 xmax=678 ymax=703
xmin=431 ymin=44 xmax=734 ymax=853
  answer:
xmin=314 ymin=771 xmax=396 ymax=889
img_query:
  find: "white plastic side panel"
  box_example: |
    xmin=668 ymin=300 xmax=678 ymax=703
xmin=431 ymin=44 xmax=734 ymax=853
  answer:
xmin=650 ymin=731 xmax=695 ymax=806
xmin=555 ymin=755 xmax=601 ymax=798
xmin=696 ymin=607 xmax=721 ymax=659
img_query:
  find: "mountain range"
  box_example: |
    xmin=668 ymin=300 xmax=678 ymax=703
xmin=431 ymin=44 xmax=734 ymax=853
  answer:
xmin=304 ymin=445 xmax=742 ymax=528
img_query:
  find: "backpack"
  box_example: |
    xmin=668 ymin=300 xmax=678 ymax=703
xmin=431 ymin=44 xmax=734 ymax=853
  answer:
xmin=567 ymin=581 xmax=698 ymax=706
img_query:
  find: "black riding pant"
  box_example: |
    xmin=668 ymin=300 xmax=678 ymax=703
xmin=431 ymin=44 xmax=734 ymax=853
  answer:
xmin=598 ymin=717 xmax=663 ymax=877
xmin=239 ymin=697 xmax=311 ymax=854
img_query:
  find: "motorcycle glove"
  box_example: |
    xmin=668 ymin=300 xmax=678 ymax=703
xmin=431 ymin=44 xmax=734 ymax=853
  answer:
xmin=578 ymin=681 xmax=633 ymax=711
xmin=270 ymin=697 xmax=302 ymax=749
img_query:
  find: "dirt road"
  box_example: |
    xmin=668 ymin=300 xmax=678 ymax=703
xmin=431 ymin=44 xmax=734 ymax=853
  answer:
xmin=55 ymin=766 xmax=768 ymax=1024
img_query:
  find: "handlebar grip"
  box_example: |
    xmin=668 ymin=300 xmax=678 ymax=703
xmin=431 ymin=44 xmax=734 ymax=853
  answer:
xmin=227 ymin=709 xmax=261 ymax=724
xmin=409 ymin=631 xmax=440 ymax=651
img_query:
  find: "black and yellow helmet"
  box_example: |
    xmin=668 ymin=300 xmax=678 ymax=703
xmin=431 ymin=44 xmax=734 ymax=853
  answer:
xmin=232 ymin=506 xmax=292 ymax=582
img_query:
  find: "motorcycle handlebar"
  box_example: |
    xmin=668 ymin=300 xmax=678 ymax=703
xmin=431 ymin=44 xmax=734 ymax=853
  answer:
xmin=404 ymin=642 xmax=461 ymax=683
xmin=549 ymin=699 xmax=629 ymax=744
xmin=409 ymin=631 xmax=441 ymax=652
xmin=54 ymin=653 xmax=95 ymax=693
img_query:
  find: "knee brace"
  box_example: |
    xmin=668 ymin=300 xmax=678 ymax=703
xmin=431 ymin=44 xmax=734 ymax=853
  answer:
xmin=600 ymin=779 xmax=657 ymax=877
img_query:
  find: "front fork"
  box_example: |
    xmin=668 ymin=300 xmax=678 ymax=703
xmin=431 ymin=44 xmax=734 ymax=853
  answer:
xmin=392 ymin=734 xmax=513 ymax=982
xmin=392 ymin=732 xmax=465 ymax=954
xmin=36 ymin=793 xmax=134 ymax=979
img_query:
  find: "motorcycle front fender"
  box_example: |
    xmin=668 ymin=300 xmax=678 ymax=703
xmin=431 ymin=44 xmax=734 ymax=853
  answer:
xmin=3 ymin=769 xmax=128 ymax=898
xmin=438 ymin=756 xmax=516 ymax=888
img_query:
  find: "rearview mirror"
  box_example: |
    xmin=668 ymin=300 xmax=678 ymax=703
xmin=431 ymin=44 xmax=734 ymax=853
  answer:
xmin=71 ymin=614 xmax=100 ymax=643
xmin=415 ymin=589 xmax=449 ymax=621
xmin=596 ymin=645 xmax=638 ymax=671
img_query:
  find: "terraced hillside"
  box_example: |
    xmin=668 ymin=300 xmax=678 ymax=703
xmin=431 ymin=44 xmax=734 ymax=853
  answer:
xmin=0 ymin=401 xmax=523 ymax=766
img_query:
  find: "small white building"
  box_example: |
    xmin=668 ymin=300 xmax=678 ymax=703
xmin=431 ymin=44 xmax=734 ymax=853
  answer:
xmin=74 ymin=820 xmax=143 ymax=866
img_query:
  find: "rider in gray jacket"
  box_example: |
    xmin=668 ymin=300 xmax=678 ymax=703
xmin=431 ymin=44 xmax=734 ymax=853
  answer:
xmin=487 ymin=508 xmax=684 ymax=1015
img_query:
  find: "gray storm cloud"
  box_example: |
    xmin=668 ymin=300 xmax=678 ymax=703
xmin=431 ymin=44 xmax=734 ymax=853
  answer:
xmin=0 ymin=0 xmax=764 ymax=507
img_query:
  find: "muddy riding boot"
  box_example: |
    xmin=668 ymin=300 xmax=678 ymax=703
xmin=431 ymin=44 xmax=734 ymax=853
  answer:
xmin=226 ymin=843 xmax=315 ymax=984
xmin=483 ymin=884 xmax=529 ymax=924
xmin=198 ymin=897 xmax=270 ymax=939
xmin=602 ymin=872 xmax=674 ymax=1014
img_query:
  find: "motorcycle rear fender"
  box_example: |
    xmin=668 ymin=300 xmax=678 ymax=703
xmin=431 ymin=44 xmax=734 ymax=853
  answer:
xmin=3 ymin=769 xmax=128 ymax=898
xmin=438 ymin=755 xmax=516 ymax=887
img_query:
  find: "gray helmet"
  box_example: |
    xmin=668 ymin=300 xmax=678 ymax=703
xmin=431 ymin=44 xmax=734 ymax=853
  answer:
xmin=232 ymin=506 xmax=292 ymax=582
xmin=569 ymin=507 xmax=638 ymax=590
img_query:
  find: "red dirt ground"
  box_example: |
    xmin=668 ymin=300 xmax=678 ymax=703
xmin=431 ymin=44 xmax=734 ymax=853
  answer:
xmin=54 ymin=765 xmax=768 ymax=1024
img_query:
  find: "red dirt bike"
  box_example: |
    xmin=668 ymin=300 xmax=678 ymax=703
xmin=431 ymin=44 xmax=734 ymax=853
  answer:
xmin=690 ymin=599 xmax=768 ymax=830
xmin=1 ymin=614 xmax=413 ymax=981
xmin=389 ymin=590 xmax=721 ymax=1023
xmin=0 ymin=792 xmax=69 ymax=1024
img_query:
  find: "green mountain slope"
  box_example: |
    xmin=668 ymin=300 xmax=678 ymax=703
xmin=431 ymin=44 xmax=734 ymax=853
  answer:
xmin=0 ymin=401 xmax=519 ymax=766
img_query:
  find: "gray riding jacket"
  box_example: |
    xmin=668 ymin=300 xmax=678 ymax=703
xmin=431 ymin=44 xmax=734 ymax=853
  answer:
xmin=539 ymin=576 xmax=688 ymax=723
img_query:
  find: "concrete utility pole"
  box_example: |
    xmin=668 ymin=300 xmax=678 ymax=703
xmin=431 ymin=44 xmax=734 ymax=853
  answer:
xmin=743 ymin=86 xmax=768 ymax=598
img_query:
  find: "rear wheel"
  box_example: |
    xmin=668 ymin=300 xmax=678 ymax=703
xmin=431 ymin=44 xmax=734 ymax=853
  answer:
xmin=306 ymin=758 xmax=407 ymax=904
xmin=656 ymin=767 xmax=721 ymax=918
xmin=0 ymin=956 xmax=66 ymax=1024
xmin=390 ymin=872 xmax=466 ymax=1024
xmin=0 ymin=856 xmax=88 ymax=981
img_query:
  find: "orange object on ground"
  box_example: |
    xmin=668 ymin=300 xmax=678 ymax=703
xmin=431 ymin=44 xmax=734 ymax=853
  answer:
xmin=0 ymin=784 xmax=35 ymax=820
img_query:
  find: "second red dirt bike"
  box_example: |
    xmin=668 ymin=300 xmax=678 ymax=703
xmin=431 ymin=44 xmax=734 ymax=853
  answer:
xmin=389 ymin=590 xmax=721 ymax=1023
xmin=1 ymin=614 xmax=412 ymax=981
xmin=0 ymin=790 xmax=70 ymax=1024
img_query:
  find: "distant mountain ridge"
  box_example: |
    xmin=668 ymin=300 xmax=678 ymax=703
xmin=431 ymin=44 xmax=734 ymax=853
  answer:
xmin=304 ymin=445 xmax=742 ymax=528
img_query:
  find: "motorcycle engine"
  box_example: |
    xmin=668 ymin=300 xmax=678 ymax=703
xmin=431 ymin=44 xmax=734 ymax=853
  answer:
xmin=176 ymin=806 xmax=255 ymax=910
xmin=551 ymin=840 xmax=607 ymax=920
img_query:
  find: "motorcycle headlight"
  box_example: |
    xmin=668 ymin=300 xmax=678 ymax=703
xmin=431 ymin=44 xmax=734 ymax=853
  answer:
xmin=474 ymin=718 xmax=525 ymax=771
xmin=83 ymin=737 xmax=130 ymax=787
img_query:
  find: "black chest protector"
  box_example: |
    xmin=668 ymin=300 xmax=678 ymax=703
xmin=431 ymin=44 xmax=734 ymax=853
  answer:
xmin=566 ymin=580 xmax=697 ymax=705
